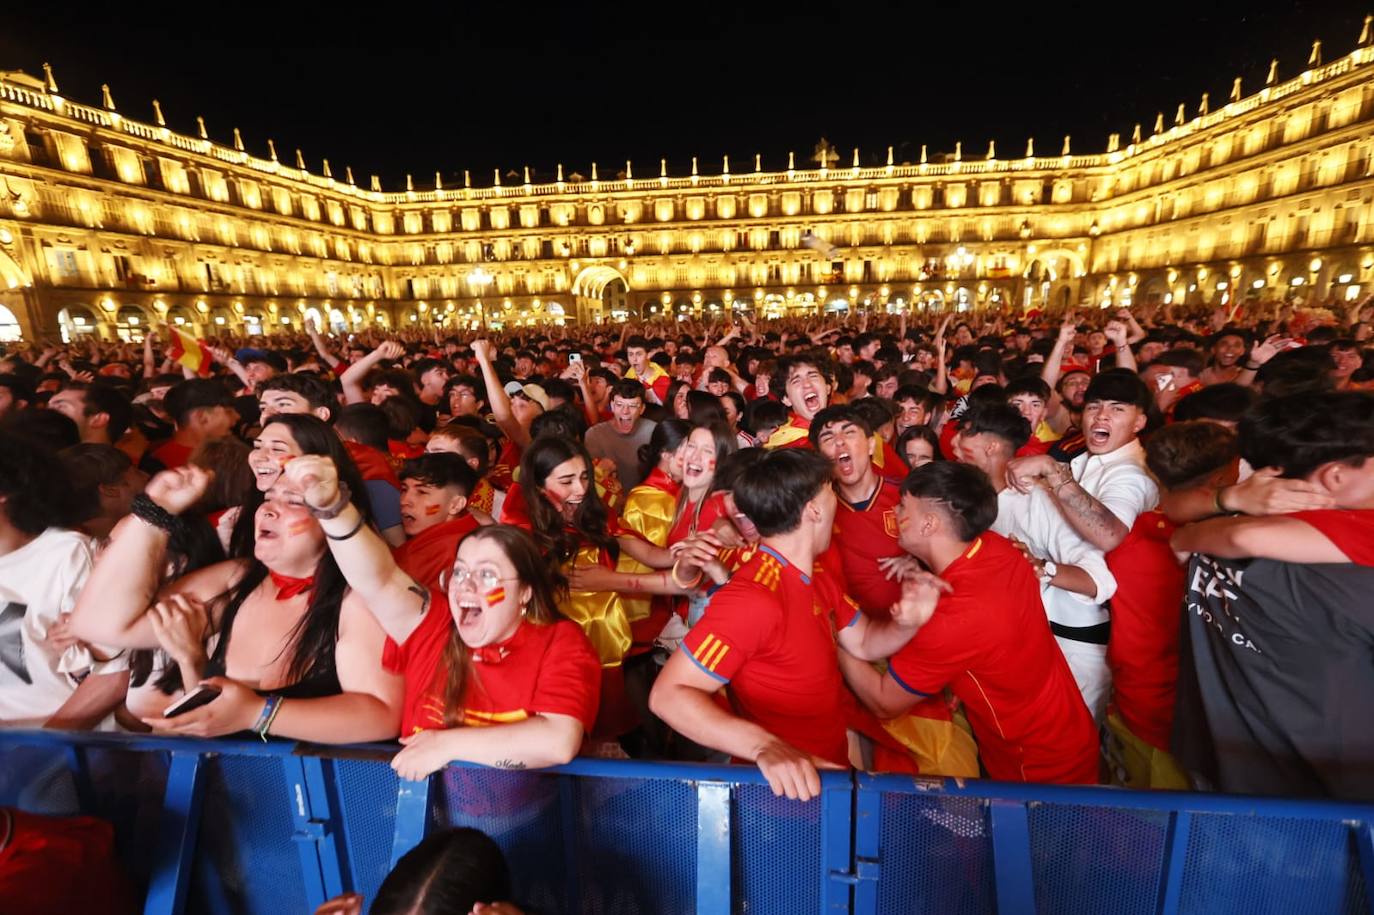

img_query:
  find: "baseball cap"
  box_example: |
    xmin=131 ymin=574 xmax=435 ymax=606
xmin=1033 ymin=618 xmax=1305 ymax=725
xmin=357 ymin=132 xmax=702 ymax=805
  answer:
xmin=503 ymin=381 xmax=550 ymax=410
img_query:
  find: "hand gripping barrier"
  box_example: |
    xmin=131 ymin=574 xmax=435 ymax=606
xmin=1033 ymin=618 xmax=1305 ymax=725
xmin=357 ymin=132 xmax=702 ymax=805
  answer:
xmin=0 ymin=730 xmax=1371 ymax=915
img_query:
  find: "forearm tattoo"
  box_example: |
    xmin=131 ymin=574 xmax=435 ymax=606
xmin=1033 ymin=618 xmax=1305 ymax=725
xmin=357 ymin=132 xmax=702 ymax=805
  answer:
xmin=1054 ymin=481 xmax=1126 ymax=548
xmin=493 ymin=759 xmax=528 ymax=770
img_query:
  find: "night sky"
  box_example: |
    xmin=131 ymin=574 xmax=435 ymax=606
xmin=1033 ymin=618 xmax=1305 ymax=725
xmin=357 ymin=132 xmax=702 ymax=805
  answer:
xmin=1 ymin=1 xmax=1368 ymax=191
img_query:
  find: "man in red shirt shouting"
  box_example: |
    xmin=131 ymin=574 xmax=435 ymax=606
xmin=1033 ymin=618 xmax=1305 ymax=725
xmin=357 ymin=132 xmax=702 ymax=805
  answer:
xmin=763 ymin=354 xmax=833 ymax=449
xmin=650 ymin=449 xmax=947 ymax=800
xmin=839 ymin=461 xmax=1099 ymax=784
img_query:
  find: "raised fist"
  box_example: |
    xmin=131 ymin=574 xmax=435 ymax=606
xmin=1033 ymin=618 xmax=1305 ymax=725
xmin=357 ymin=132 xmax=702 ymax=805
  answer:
xmin=282 ymin=454 xmax=342 ymax=511
xmin=145 ymin=466 xmax=215 ymax=516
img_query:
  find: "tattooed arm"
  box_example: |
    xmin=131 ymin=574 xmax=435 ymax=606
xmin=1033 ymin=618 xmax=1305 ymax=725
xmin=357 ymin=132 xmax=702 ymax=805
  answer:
xmin=1043 ymin=464 xmax=1132 ymax=552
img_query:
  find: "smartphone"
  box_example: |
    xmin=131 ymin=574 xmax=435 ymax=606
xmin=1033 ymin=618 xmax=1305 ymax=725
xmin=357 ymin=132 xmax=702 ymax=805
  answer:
xmin=568 ymin=352 xmax=582 ymax=363
xmin=1155 ymin=372 xmax=1174 ymax=392
xmin=163 ymin=684 xmax=223 ymax=718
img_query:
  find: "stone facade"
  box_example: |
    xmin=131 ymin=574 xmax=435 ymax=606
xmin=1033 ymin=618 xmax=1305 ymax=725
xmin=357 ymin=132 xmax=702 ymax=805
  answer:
xmin=1 ymin=33 xmax=1373 ymax=342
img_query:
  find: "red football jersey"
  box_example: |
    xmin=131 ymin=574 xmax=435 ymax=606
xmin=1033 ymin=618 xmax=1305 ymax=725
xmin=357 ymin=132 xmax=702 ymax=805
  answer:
xmin=888 ymin=533 xmax=1098 ymax=784
xmin=828 ymin=478 xmax=905 ymax=614
xmin=1105 ymin=511 xmax=1186 ymax=751
xmin=1290 ymin=509 xmax=1374 ymax=567
xmin=681 ymin=545 xmax=859 ymax=767
xmin=382 ymin=596 xmax=601 ymax=737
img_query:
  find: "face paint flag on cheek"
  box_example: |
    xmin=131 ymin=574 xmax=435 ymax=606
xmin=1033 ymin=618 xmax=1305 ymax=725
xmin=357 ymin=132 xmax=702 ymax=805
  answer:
xmin=424 ymin=504 xmax=443 ymax=516
xmin=287 ymin=518 xmax=316 ymax=537
xmin=542 ymin=488 xmax=563 ymax=510
xmin=484 ymin=586 xmax=506 ymax=607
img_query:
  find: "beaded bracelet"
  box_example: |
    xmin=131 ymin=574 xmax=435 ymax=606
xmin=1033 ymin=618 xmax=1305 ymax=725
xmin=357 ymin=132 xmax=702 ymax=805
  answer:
xmin=131 ymin=494 xmax=184 ymax=538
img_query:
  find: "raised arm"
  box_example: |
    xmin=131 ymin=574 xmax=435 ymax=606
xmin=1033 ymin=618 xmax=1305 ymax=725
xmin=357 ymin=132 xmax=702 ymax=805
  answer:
xmin=1233 ymin=334 xmax=1290 ymax=388
xmin=142 ymin=331 xmax=158 ymax=379
xmin=69 ymin=467 xmax=239 ymax=649
xmin=566 ymin=360 xmax=600 ymax=428
xmin=472 ymin=339 xmax=530 ymax=448
xmin=1104 ymin=320 xmax=1136 ymax=373
xmin=340 ymin=340 xmax=404 ymax=405
xmin=931 ymin=315 xmax=952 ymax=394
xmin=283 ymin=455 xmax=431 ymax=645
xmin=306 ymin=317 xmax=342 ymax=371
xmin=1041 ymin=312 xmax=1077 ymax=390
xmin=208 ymin=345 xmax=254 ymax=392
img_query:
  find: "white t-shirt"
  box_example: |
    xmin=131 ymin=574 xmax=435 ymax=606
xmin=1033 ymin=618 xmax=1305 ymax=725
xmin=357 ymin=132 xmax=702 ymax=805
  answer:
xmin=0 ymin=528 xmax=119 ymax=728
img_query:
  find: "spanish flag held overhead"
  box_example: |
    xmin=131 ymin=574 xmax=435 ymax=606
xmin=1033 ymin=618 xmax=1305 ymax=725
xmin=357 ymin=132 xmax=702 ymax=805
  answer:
xmin=165 ymin=324 xmax=213 ymax=377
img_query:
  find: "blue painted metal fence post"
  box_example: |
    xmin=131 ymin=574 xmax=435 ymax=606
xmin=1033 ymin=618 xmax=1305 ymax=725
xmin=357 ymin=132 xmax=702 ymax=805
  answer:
xmin=282 ymin=754 xmax=350 ymax=910
xmin=989 ymin=798 xmax=1035 ymax=915
xmin=820 ymin=774 xmax=856 ymax=914
xmin=696 ymin=781 xmax=732 ymax=915
xmin=143 ymin=751 xmax=206 ymax=915
xmin=1155 ymin=810 xmax=1193 ymax=915
xmin=850 ymin=777 xmax=881 ymax=915
xmin=1354 ymin=821 xmax=1374 ymax=915
xmin=389 ymin=774 xmax=431 ymax=871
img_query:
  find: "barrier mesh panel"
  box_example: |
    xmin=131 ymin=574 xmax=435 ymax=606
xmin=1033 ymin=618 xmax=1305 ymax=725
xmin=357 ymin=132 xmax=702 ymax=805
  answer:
xmin=872 ymin=792 xmax=994 ymax=915
xmin=189 ymin=755 xmax=308 ymax=915
xmin=432 ymin=767 xmax=568 ymax=914
xmin=1028 ymin=803 xmax=1169 ymax=915
xmin=334 ymin=758 xmax=400 ymax=904
xmin=731 ymin=782 xmax=821 ymax=915
xmin=571 ymin=775 xmax=697 ymax=914
xmin=1178 ymin=812 xmax=1370 ymax=915
xmin=82 ymin=747 xmax=170 ymax=892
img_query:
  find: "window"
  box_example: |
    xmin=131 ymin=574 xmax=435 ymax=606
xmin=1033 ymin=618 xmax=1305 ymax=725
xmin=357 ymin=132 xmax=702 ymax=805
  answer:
xmin=0 ymin=305 xmax=20 ymax=342
xmin=49 ymin=248 xmax=81 ymax=283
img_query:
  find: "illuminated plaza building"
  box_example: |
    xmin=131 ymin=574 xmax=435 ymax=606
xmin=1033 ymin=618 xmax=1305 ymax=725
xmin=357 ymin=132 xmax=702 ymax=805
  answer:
xmin=1 ymin=26 xmax=1374 ymax=342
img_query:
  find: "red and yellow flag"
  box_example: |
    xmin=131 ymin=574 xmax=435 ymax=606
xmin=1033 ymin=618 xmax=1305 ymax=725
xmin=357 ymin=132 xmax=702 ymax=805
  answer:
xmin=165 ymin=325 xmax=213 ymax=377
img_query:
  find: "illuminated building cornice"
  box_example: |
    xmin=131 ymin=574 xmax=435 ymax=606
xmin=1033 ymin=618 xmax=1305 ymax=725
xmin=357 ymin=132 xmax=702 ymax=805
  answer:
xmin=1 ymin=26 xmax=1372 ymax=339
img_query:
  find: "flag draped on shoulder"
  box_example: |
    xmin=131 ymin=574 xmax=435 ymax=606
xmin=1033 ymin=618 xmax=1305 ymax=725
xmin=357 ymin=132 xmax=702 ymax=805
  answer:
xmin=165 ymin=325 xmax=213 ymax=377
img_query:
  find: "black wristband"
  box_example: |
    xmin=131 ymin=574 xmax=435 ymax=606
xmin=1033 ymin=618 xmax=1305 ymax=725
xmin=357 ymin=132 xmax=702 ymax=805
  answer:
xmin=131 ymin=493 xmax=183 ymax=537
xmin=323 ymin=513 xmax=365 ymax=542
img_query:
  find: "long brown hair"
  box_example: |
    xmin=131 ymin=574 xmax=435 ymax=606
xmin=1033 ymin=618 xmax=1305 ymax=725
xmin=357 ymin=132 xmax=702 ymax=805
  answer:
xmin=438 ymin=525 xmax=568 ymax=728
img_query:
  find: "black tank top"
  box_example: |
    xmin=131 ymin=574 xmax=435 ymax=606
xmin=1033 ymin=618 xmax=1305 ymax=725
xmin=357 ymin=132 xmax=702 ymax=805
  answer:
xmin=203 ymin=571 xmax=342 ymax=700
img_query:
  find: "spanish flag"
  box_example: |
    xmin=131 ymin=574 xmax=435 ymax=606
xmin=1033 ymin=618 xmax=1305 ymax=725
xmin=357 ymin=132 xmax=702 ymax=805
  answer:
xmin=165 ymin=324 xmax=213 ymax=377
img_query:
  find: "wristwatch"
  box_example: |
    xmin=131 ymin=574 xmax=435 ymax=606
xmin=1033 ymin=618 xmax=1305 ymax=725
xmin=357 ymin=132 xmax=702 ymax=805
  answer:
xmin=1038 ymin=560 xmax=1058 ymax=583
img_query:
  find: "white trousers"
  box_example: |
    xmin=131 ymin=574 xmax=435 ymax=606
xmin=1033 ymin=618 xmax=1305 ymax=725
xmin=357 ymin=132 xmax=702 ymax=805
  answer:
xmin=1054 ymin=635 xmax=1111 ymax=725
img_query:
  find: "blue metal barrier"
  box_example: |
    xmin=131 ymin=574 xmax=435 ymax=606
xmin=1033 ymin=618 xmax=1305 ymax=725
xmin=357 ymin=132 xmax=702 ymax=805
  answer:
xmin=1 ymin=730 xmax=1371 ymax=915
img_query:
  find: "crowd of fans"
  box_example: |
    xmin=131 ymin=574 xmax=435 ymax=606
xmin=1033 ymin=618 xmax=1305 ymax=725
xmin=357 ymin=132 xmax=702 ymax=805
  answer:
xmin=0 ymin=294 xmax=1370 ymax=802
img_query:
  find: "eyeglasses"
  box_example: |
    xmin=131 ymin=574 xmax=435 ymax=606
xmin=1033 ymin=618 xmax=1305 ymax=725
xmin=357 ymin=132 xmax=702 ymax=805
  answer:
xmin=441 ymin=565 xmax=520 ymax=592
